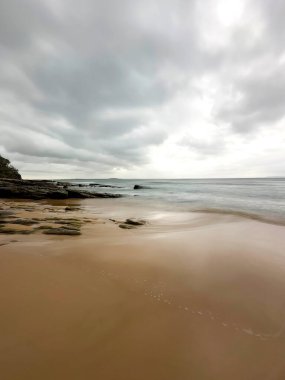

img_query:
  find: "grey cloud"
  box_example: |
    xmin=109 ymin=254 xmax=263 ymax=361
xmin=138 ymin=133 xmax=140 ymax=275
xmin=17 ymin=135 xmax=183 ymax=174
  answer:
xmin=216 ymin=67 xmax=285 ymax=132
xmin=0 ymin=0 xmax=285 ymax=177
xmin=178 ymin=135 xmax=227 ymax=157
xmin=0 ymin=0 xmax=55 ymax=49
xmin=0 ymin=0 xmax=198 ymax=173
xmin=31 ymin=56 xmax=170 ymax=126
xmin=210 ymin=0 xmax=285 ymax=133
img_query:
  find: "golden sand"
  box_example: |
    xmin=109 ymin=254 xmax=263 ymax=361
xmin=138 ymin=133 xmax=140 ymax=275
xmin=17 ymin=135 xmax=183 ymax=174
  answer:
xmin=0 ymin=199 xmax=285 ymax=379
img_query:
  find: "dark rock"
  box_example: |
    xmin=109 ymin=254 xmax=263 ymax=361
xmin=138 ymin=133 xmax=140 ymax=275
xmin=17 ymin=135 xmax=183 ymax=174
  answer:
xmin=0 ymin=228 xmax=34 ymax=234
xmin=0 ymin=179 xmax=68 ymax=199
xmin=65 ymin=206 xmax=81 ymax=211
xmin=11 ymin=219 xmax=39 ymax=226
xmin=0 ymin=210 xmax=15 ymax=218
xmin=92 ymin=192 xmax=122 ymax=198
xmin=67 ymin=189 xmax=122 ymax=198
xmin=118 ymin=224 xmax=136 ymax=229
xmin=133 ymin=185 xmax=150 ymax=190
xmin=36 ymin=225 xmax=54 ymax=230
xmin=89 ymin=183 xmax=122 ymax=188
xmin=125 ymin=218 xmax=146 ymax=226
xmin=0 ymin=178 xmax=123 ymax=200
xmin=67 ymin=189 xmax=93 ymax=198
xmin=43 ymin=227 xmax=81 ymax=235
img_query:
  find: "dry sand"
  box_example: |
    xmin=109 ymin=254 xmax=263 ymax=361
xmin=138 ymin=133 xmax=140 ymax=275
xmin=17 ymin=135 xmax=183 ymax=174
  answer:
xmin=0 ymin=199 xmax=285 ymax=379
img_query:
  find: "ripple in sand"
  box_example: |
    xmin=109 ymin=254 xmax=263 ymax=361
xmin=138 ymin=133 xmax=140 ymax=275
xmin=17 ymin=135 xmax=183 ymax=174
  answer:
xmin=243 ymin=328 xmax=253 ymax=336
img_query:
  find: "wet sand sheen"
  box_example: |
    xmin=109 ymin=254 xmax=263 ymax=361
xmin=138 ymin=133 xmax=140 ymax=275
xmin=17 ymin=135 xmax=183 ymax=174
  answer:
xmin=0 ymin=201 xmax=285 ymax=379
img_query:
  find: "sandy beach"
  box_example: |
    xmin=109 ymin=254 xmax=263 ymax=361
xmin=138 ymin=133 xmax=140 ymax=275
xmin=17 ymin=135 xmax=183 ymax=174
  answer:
xmin=1 ymin=199 xmax=285 ymax=380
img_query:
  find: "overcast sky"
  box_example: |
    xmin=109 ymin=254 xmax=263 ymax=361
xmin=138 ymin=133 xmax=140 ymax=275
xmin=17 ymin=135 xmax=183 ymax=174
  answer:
xmin=0 ymin=0 xmax=284 ymax=178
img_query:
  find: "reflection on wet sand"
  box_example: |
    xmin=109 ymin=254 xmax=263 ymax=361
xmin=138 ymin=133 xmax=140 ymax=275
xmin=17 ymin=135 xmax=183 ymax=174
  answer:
xmin=0 ymin=199 xmax=285 ymax=379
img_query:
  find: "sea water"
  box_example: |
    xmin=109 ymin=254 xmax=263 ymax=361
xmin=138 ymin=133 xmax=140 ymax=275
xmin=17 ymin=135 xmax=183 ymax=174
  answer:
xmin=68 ymin=178 xmax=285 ymax=225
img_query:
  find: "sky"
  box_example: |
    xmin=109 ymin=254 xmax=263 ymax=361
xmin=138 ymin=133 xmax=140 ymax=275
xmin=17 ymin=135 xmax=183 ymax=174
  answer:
xmin=0 ymin=0 xmax=284 ymax=179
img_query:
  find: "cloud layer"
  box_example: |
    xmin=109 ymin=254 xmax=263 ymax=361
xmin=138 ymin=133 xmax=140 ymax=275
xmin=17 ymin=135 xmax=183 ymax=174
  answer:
xmin=0 ymin=0 xmax=284 ymax=178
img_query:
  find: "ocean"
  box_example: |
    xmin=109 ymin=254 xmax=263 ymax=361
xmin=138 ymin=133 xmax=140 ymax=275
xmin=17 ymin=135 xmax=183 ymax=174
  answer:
xmin=68 ymin=178 xmax=285 ymax=225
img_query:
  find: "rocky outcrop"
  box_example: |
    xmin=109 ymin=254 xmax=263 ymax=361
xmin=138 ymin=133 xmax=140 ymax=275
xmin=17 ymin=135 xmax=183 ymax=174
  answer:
xmin=43 ymin=227 xmax=81 ymax=235
xmin=110 ymin=218 xmax=146 ymax=229
xmin=89 ymin=183 xmax=122 ymax=188
xmin=0 ymin=179 xmax=122 ymax=200
xmin=125 ymin=218 xmax=146 ymax=226
xmin=0 ymin=155 xmax=21 ymax=179
xmin=0 ymin=204 xmax=86 ymax=235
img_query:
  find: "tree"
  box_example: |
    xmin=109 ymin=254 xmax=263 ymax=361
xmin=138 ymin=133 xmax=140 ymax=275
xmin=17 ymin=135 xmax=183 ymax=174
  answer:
xmin=0 ymin=155 xmax=22 ymax=179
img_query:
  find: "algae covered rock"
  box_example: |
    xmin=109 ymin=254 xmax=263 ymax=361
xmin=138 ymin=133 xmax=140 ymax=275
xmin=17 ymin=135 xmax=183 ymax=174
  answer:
xmin=43 ymin=227 xmax=81 ymax=235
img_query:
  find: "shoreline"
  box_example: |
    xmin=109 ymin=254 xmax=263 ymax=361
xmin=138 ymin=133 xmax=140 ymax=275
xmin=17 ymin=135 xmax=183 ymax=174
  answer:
xmin=1 ymin=198 xmax=285 ymax=379
xmin=1 ymin=176 xmax=285 ymax=227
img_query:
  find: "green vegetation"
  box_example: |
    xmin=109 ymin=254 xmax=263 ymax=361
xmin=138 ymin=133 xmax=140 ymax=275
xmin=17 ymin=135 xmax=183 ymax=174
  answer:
xmin=0 ymin=155 xmax=21 ymax=179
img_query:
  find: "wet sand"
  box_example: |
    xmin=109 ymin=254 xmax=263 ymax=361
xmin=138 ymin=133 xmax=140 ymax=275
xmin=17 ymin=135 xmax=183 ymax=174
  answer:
xmin=0 ymin=199 xmax=285 ymax=379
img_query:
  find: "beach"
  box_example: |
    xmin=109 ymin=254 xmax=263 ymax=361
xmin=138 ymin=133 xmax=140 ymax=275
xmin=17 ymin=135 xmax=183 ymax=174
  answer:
xmin=0 ymin=198 xmax=285 ymax=379
xmin=0 ymin=0 xmax=284 ymax=376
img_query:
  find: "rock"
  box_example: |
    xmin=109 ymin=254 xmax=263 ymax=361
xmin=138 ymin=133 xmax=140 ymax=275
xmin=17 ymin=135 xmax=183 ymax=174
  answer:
xmin=125 ymin=218 xmax=146 ymax=226
xmin=110 ymin=218 xmax=146 ymax=228
xmin=0 ymin=179 xmax=123 ymax=200
xmin=91 ymin=192 xmax=122 ymax=198
xmin=36 ymin=225 xmax=54 ymax=230
xmin=133 ymin=185 xmax=150 ymax=190
xmin=118 ymin=224 xmax=136 ymax=229
xmin=43 ymin=227 xmax=81 ymax=236
xmin=11 ymin=219 xmax=39 ymax=226
xmin=0 ymin=179 xmax=68 ymax=199
xmin=89 ymin=183 xmax=122 ymax=188
xmin=65 ymin=206 xmax=81 ymax=211
xmin=67 ymin=189 xmax=122 ymax=199
xmin=0 ymin=227 xmax=34 ymax=234
xmin=0 ymin=210 xmax=15 ymax=218
xmin=67 ymin=189 xmax=93 ymax=198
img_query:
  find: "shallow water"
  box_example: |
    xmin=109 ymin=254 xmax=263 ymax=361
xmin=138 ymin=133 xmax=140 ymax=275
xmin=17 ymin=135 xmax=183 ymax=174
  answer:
xmin=68 ymin=178 xmax=285 ymax=224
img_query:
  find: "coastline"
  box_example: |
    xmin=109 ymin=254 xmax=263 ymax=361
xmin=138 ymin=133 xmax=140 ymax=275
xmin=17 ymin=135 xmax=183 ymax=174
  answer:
xmin=1 ymin=198 xmax=285 ymax=379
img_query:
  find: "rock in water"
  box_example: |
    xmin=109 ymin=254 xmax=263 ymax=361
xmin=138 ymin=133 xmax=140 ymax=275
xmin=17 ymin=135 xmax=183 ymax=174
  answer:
xmin=133 ymin=184 xmax=150 ymax=190
xmin=125 ymin=218 xmax=146 ymax=226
